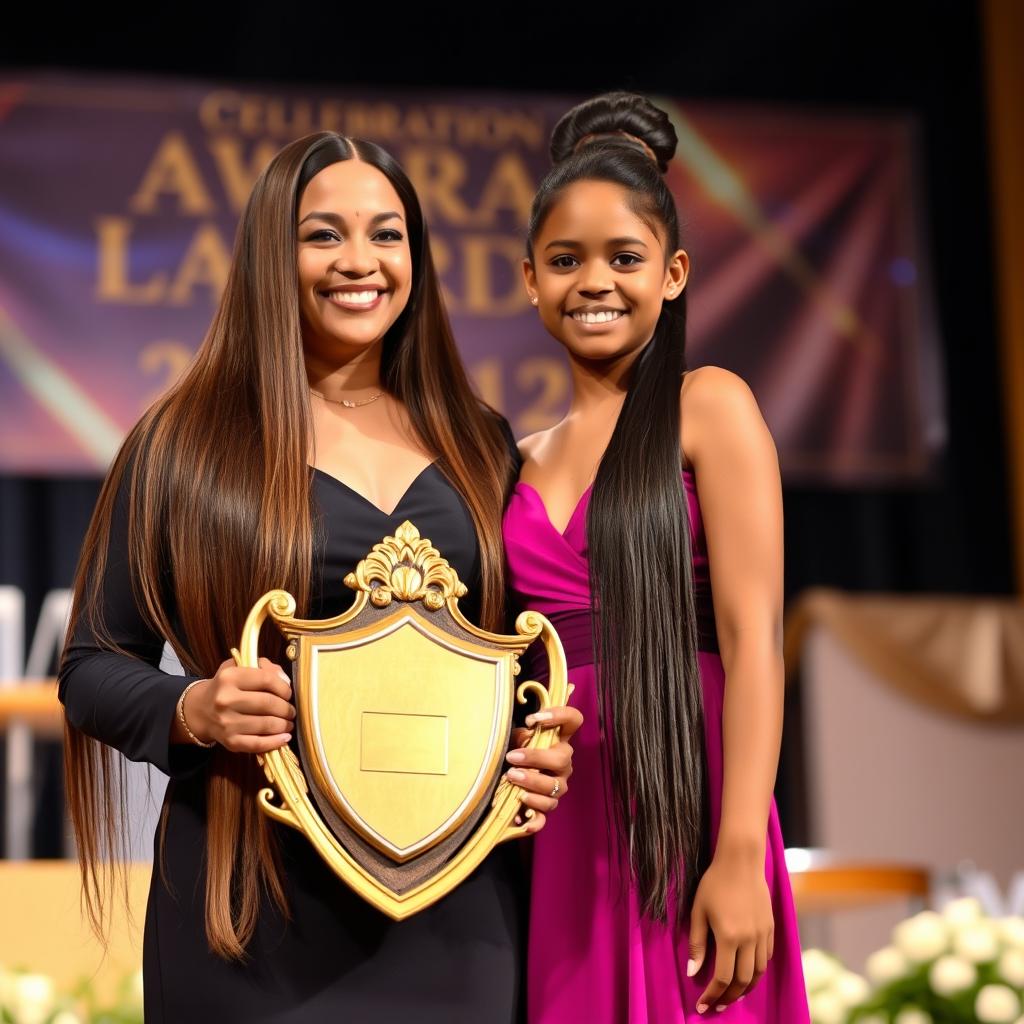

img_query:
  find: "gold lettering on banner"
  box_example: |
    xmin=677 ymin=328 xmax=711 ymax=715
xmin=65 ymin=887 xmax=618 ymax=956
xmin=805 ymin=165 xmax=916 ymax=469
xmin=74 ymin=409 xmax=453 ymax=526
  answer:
xmin=168 ymin=223 xmax=232 ymax=305
xmin=94 ymin=93 xmax=550 ymax=315
xmin=95 ymin=217 xmax=169 ymax=304
xmin=317 ymin=100 xmax=345 ymax=134
xmin=429 ymin=235 xmax=452 ymax=276
xmin=428 ymin=236 xmax=459 ymax=314
xmin=461 ymin=235 xmax=529 ymax=315
xmin=231 ymin=95 xmax=320 ymax=139
xmin=403 ymin=108 xmax=431 ymax=141
xmin=456 ymin=107 xmax=544 ymax=149
xmin=425 ymin=107 xmax=456 ymax=141
xmin=471 ymin=359 xmax=503 ymax=410
xmin=343 ymin=103 xmax=402 ymax=142
xmin=138 ymin=340 xmax=192 ymax=409
xmin=266 ymin=97 xmax=316 ymax=139
xmin=208 ymin=137 xmax=279 ymax=213
xmin=474 ymin=153 xmax=535 ymax=226
xmin=515 ymin=357 xmax=569 ymax=434
xmin=129 ymin=132 xmax=215 ymax=216
xmin=198 ymin=90 xmax=244 ymax=134
xmin=401 ymin=147 xmax=473 ymax=225
xmin=195 ymin=90 xmax=547 ymax=148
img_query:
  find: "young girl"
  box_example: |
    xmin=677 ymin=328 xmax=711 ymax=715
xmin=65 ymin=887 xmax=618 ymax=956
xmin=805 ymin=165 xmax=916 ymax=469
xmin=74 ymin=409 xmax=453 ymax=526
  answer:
xmin=502 ymin=93 xmax=810 ymax=1021
xmin=59 ymin=132 xmax=580 ymax=1022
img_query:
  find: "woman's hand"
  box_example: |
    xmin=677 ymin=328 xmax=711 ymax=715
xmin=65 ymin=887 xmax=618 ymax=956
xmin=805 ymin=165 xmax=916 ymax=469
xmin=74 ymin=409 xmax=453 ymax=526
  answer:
xmin=176 ymin=656 xmax=296 ymax=753
xmin=504 ymin=705 xmax=583 ymax=834
xmin=688 ymin=844 xmax=775 ymax=1014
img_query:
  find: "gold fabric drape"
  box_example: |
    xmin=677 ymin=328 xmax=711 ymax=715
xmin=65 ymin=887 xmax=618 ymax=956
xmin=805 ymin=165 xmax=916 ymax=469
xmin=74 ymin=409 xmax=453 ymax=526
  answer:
xmin=785 ymin=589 xmax=1024 ymax=722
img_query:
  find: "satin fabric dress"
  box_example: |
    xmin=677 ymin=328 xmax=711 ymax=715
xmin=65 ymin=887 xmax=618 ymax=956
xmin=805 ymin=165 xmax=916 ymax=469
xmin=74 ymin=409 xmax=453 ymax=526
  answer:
xmin=502 ymin=469 xmax=809 ymax=1023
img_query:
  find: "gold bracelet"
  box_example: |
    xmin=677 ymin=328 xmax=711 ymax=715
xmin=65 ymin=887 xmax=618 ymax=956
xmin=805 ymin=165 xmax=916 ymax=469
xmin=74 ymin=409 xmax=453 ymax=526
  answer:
xmin=177 ymin=680 xmax=215 ymax=748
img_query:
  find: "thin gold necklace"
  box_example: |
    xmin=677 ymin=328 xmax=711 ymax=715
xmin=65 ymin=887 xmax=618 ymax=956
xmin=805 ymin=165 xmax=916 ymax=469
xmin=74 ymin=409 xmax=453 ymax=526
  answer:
xmin=310 ymin=388 xmax=384 ymax=409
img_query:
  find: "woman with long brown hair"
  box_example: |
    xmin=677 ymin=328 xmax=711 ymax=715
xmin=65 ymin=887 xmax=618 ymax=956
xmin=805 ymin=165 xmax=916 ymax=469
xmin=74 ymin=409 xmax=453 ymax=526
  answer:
xmin=58 ymin=132 xmax=579 ymax=1022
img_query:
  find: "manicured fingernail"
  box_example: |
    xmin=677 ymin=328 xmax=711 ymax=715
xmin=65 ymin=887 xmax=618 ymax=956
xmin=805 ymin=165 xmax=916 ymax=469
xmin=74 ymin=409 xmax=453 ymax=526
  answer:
xmin=278 ymin=670 xmax=290 ymax=684
xmin=506 ymin=769 xmax=526 ymax=782
xmin=687 ymin=959 xmax=699 ymax=977
xmin=529 ymin=710 xmax=553 ymax=723
xmin=716 ymin=1006 xmax=726 ymax=1013
xmin=281 ymin=734 xmax=292 ymax=743
xmin=696 ymin=1005 xmax=707 ymax=1015
xmin=505 ymin=750 xmax=526 ymax=763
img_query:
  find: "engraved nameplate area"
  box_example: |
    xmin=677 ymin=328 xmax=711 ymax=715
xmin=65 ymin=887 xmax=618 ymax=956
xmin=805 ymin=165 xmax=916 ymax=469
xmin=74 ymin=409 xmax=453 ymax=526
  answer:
xmin=360 ymin=712 xmax=449 ymax=776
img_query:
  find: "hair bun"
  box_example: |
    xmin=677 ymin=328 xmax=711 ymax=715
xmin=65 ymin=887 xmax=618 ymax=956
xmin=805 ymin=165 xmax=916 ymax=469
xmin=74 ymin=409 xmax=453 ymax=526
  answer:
xmin=549 ymin=91 xmax=677 ymax=173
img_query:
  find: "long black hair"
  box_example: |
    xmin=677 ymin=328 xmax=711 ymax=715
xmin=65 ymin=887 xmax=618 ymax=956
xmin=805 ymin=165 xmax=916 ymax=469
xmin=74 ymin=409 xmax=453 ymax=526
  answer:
xmin=527 ymin=93 xmax=710 ymax=923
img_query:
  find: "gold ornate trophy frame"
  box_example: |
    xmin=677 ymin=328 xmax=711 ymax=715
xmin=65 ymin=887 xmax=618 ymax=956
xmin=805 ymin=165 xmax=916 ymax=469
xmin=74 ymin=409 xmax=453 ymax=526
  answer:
xmin=235 ymin=521 xmax=568 ymax=920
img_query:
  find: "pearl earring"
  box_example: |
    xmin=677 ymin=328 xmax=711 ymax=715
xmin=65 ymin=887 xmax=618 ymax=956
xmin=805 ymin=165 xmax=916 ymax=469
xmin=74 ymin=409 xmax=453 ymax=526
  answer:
xmin=531 ymin=296 xmax=538 ymax=305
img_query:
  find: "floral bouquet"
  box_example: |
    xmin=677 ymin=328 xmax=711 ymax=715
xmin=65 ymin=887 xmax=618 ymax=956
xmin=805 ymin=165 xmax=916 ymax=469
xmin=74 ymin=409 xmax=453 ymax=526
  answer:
xmin=804 ymin=898 xmax=1024 ymax=1024
xmin=0 ymin=967 xmax=143 ymax=1024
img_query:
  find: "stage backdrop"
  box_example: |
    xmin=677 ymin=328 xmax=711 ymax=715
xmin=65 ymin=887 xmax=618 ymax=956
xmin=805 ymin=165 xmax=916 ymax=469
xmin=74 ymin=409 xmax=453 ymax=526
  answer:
xmin=0 ymin=72 xmax=943 ymax=483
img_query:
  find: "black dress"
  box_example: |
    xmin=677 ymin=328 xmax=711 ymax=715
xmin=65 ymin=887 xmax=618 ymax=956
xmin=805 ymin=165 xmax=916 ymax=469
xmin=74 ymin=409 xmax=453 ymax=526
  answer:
xmin=59 ymin=458 xmax=526 ymax=1023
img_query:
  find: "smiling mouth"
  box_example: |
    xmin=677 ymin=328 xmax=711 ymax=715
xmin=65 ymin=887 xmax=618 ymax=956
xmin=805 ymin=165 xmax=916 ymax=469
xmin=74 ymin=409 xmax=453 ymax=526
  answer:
xmin=322 ymin=289 xmax=385 ymax=309
xmin=570 ymin=309 xmax=627 ymax=324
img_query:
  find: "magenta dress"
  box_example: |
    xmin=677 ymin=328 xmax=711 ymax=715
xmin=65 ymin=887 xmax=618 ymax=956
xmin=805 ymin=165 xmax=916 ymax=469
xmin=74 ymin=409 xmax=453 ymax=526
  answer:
xmin=502 ymin=469 xmax=810 ymax=1023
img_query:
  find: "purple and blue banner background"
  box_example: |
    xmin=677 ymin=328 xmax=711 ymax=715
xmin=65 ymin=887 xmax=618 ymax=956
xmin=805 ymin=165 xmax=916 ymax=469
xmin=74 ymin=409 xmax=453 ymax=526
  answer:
xmin=0 ymin=72 xmax=943 ymax=482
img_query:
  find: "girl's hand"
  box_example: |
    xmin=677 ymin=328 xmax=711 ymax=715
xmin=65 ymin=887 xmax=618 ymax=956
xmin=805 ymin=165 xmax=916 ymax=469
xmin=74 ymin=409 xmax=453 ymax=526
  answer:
xmin=505 ymin=705 xmax=583 ymax=834
xmin=689 ymin=845 xmax=775 ymax=1014
xmin=178 ymin=656 xmax=296 ymax=753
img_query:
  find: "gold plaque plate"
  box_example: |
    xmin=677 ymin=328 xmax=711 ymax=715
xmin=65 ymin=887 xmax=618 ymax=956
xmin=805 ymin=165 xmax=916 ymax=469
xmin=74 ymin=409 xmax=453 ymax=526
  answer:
xmin=236 ymin=520 xmax=568 ymax=920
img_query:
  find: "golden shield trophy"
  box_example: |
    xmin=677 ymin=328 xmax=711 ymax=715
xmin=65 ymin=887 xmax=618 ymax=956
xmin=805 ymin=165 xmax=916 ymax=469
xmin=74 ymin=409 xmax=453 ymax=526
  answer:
xmin=235 ymin=520 xmax=568 ymax=920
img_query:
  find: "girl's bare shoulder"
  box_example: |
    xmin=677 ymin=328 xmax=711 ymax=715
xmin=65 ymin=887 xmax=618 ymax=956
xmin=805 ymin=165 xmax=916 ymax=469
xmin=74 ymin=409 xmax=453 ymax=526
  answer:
xmin=680 ymin=366 xmax=776 ymax=468
xmin=515 ymin=425 xmax=561 ymax=468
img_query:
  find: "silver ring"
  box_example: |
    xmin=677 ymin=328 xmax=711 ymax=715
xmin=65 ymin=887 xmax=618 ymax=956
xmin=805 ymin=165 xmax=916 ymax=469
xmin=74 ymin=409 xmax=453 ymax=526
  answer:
xmin=549 ymin=780 xmax=560 ymax=798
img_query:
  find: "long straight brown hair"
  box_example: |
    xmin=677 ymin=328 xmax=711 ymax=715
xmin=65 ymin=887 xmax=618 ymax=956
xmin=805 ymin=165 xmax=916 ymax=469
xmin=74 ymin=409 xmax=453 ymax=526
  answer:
xmin=62 ymin=133 xmax=514 ymax=959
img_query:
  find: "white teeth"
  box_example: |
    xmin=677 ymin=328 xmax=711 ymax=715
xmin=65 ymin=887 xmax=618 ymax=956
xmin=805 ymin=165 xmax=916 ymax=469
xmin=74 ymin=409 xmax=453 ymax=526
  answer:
xmin=573 ymin=310 xmax=624 ymax=324
xmin=327 ymin=290 xmax=379 ymax=306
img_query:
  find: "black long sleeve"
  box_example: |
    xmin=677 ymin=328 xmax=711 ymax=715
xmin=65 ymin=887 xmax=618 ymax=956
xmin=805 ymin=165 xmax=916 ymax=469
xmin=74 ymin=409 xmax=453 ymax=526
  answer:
xmin=58 ymin=470 xmax=213 ymax=780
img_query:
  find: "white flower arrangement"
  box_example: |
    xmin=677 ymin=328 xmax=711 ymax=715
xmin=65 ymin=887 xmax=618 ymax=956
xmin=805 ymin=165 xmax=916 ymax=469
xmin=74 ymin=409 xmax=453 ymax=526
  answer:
xmin=999 ymin=951 xmax=1024 ymax=989
xmin=0 ymin=964 xmax=142 ymax=1024
xmin=955 ymin=924 xmax=1002 ymax=965
xmin=973 ymin=983 xmax=1020 ymax=1023
xmin=868 ymin=947 xmax=913 ymax=986
xmin=893 ymin=1009 xmax=933 ymax=1024
xmin=804 ymin=949 xmax=873 ymax=1024
xmin=804 ymin=899 xmax=1024 ymax=1024
xmin=894 ymin=912 xmax=950 ymax=964
xmin=929 ymin=955 xmax=978 ymax=997
xmin=1 ymin=971 xmax=56 ymax=1024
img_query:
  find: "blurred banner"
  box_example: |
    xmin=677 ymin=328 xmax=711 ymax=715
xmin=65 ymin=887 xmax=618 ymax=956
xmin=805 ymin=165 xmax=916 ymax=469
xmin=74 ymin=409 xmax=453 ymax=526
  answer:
xmin=0 ymin=72 xmax=943 ymax=482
